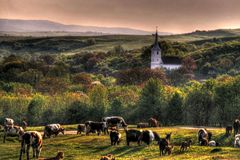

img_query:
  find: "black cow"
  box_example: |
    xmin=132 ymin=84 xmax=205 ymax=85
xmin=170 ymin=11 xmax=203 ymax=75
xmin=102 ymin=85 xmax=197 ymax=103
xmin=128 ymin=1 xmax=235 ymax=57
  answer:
xmin=110 ymin=130 xmax=121 ymax=145
xmin=125 ymin=129 xmax=160 ymax=146
xmin=198 ymin=128 xmax=212 ymax=144
xmin=139 ymin=130 xmax=160 ymax=145
xmin=85 ymin=121 xmax=107 ymax=135
xmin=125 ymin=129 xmax=142 ymax=146
xmin=77 ymin=124 xmax=86 ymax=135
xmin=226 ymin=125 xmax=233 ymax=136
xmin=158 ymin=133 xmax=172 ymax=156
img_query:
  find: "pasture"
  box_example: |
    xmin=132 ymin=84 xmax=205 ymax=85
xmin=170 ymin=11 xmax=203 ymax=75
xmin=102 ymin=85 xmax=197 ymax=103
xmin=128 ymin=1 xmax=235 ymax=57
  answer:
xmin=0 ymin=126 xmax=240 ymax=160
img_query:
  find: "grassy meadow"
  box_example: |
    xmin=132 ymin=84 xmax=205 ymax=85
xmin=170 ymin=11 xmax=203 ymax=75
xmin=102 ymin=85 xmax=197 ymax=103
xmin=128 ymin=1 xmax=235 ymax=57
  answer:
xmin=0 ymin=126 xmax=240 ymax=160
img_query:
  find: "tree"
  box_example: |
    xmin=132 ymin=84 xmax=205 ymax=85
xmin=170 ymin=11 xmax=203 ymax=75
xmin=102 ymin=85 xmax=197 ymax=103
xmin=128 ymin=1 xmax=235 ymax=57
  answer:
xmin=88 ymin=85 xmax=108 ymax=120
xmin=185 ymin=88 xmax=214 ymax=126
xmin=66 ymin=101 xmax=90 ymax=123
xmin=214 ymin=76 xmax=240 ymax=126
xmin=117 ymin=68 xmax=166 ymax=85
xmin=27 ymin=95 xmax=47 ymax=125
xmin=138 ymin=78 xmax=166 ymax=122
xmin=166 ymin=92 xmax=183 ymax=125
xmin=181 ymin=57 xmax=197 ymax=74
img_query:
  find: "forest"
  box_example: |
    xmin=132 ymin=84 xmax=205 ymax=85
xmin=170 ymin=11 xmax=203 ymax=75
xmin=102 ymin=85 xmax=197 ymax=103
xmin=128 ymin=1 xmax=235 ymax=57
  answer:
xmin=0 ymin=30 xmax=240 ymax=127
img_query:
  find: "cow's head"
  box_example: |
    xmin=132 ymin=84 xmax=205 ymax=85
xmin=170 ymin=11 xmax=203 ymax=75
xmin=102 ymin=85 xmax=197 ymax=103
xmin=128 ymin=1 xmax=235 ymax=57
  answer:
xmin=59 ymin=127 xmax=65 ymax=135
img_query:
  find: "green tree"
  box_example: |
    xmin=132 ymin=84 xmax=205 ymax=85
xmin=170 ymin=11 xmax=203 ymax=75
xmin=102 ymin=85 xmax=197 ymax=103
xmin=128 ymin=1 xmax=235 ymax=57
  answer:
xmin=215 ymin=76 xmax=240 ymax=126
xmin=89 ymin=85 xmax=108 ymax=120
xmin=138 ymin=78 xmax=165 ymax=122
xmin=27 ymin=95 xmax=47 ymax=125
xmin=66 ymin=101 xmax=90 ymax=123
xmin=185 ymin=88 xmax=214 ymax=126
xmin=166 ymin=92 xmax=183 ymax=125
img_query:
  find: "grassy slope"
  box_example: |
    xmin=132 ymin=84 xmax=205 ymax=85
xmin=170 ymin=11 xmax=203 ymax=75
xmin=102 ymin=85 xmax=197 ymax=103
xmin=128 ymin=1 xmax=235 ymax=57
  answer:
xmin=1 ymin=28 xmax=240 ymax=55
xmin=0 ymin=126 xmax=239 ymax=160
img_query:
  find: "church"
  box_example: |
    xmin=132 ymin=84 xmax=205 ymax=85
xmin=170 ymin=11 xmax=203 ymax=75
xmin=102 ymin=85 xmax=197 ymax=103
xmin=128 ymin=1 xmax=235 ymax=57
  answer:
xmin=151 ymin=29 xmax=181 ymax=70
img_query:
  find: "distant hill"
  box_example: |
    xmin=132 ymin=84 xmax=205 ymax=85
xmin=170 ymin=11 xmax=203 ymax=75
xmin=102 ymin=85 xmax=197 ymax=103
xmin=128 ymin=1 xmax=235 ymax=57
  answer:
xmin=0 ymin=19 xmax=170 ymax=36
xmin=185 ymin=29 xmax=240 ymax=37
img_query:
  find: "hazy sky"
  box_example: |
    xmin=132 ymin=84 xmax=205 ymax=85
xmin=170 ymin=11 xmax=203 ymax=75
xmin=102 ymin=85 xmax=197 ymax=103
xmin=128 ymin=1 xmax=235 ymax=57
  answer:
xmin=1 ymin=0 xmax=240 ymax=33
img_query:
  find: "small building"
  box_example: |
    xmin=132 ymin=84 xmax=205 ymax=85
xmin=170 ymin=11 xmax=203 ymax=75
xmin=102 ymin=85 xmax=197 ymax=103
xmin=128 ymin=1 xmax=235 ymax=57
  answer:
xmin=151 ymin=29 xmax=181 ymax=70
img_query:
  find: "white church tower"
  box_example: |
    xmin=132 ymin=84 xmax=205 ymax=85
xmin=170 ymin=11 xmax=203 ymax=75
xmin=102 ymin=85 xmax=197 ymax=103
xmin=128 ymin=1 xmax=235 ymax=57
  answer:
xmin=151 ymin=28 xmax=163 ymax=69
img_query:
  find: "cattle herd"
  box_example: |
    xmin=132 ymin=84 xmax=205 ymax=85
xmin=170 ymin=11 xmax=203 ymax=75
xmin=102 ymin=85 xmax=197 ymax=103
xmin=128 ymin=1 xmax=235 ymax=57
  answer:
xmin=1 ymin=117 xmax=240 ymax=160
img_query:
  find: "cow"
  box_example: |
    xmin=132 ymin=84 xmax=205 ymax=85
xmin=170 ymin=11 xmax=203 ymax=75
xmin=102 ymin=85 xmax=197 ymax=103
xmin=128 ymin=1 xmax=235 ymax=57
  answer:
xmin=77 ymin=124 xmax=86 ymax=135
xmin=102 ymin=116 xmax=127 ymax=130
xmin=3 ymin=125 xmax=24 ymax=143
xmin=234 ymin=134 xmax=240 ymax=148
xmin=226 ymin=125 xmax=233 ymax=136
xmin=125 ymin=129 xmax=160 ymax=146
xmin=139 ymin=130 xmax=161 ymax=145
xmin=233 ymin=119 xmax=240 ymax=135
xmin=43 ymin=124 xmax=65 ymax=138
xmin=85 ymin=121 xmax=108 ymax=135
xmin=100 ymin=154 xmax=115 ymax=160
xmin=125 ymin=129 xmax=142 ymax=146
xmin=38 ymin=151 xmax=64 ymax=160
xmin=137 ymin=123 xmax=149 ymax=128
xmin=180 ymin=139 xmax=192 ymax=152
xmin=19 ymin=131 xmax=43 ymax=160
xmin=110 ymin=130 xmax=121 ymax=145
xmin=148 ymin=118 xmax=159 ymax=127
xmin=198 ymin=128 xmax=212 ymax=144
xmin=200 ymin=138 xmax=208 ymax=146
xmin=158 ymin=133 xmax=172 ymax=156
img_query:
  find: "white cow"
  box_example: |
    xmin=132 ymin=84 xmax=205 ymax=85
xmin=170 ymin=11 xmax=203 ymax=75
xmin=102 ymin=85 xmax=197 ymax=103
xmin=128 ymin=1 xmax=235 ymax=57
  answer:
xmin=43 ymin=124 xmax=64 ymax=138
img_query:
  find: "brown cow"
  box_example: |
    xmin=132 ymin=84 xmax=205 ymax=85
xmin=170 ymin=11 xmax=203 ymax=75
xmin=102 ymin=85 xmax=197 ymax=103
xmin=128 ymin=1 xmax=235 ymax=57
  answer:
xmin=19 ymin=131 xmax=43 ymax=160
xmin=148 ymin=118 xmax=159 ymax=127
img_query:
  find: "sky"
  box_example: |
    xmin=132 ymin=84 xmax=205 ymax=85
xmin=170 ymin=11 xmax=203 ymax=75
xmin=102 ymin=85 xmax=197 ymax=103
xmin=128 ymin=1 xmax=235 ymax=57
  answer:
xmin=0 ymin=0 xmax=240 ymax=33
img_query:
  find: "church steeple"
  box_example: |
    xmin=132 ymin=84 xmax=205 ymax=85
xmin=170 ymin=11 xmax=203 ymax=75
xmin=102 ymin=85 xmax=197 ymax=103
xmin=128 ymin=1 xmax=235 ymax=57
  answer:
xmin=153 ymin=26 xmax=160 ymax=50
xmin=151 ymin=26 xmax=163 ymax=69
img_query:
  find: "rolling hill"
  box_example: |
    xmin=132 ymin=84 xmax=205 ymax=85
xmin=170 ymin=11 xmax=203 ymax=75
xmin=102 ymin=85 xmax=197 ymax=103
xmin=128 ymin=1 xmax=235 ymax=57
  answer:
xmin=0 ymin=19 xmax=162 ymax=35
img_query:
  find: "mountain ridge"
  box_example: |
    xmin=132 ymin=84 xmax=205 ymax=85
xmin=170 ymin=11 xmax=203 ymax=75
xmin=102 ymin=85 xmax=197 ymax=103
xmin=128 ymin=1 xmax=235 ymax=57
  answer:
xmin=0 ymin=19 xmax=170 ymax=35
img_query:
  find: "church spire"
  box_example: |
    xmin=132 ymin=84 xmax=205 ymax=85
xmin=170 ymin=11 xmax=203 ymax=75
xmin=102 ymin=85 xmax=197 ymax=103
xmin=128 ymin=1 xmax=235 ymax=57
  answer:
xmin=155 ymin=26 xmax=158 ymax=45
xmin=153 ymin=26 xmax=160 ymax=50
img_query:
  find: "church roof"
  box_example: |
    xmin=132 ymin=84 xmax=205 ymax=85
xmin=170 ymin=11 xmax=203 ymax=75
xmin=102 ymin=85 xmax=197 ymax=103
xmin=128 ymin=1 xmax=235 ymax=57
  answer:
xmin=152 ymin=29 xmax=161 ymax=50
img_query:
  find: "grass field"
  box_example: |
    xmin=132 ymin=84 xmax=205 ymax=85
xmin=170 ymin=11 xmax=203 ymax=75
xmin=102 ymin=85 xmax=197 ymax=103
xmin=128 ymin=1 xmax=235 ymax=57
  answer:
xmin=0 ymin=126 xmax=240 ymax=160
